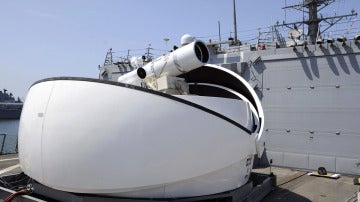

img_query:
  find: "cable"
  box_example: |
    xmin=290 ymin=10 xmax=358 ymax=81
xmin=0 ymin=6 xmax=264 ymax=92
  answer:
xmin=3 ymin=189 xmax=30 ymax=202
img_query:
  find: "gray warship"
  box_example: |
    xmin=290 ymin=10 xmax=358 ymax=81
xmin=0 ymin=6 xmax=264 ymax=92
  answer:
xmin=98 ymin=0 xmax=360 ymax=176
xmin=0 ymin=89 xmax=23 ymax=119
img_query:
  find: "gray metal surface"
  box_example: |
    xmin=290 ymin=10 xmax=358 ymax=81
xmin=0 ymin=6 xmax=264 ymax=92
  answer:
xmin=244 ymin=41 xmax=360 ymax=175
xmin=255 ymin=166 xmax=360 ymax=201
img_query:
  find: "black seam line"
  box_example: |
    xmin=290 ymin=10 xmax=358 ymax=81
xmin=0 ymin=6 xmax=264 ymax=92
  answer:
xmin=32 ymin=77 xmax=252 ymax=135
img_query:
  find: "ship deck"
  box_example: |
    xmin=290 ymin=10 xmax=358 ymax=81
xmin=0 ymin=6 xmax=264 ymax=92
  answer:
xmin=254 ymin=166 xmax=359 ymax=201
xmin=0 ymin=154 xmax=358 ymax=201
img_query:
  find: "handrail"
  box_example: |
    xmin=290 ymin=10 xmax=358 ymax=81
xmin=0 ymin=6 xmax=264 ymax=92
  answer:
xmin=0 ymin=134 xmax=7 ymax=154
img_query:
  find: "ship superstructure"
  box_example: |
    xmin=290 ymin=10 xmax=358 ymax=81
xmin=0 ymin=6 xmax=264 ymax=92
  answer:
xmin=98 ymin=0 xmax=360 ymax=175
xmin=0 ymin=89 xmax=23 ymax=119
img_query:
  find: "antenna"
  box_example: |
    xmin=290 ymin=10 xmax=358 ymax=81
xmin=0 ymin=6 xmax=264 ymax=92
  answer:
xmin=279 ymin=0 xmax=357 ymax=44
xmin=146 ymin=44 xmax=152 ymax=62
xmin=218 ymin=21 xmax=222 ymax=48
xmin=103 ymin=48 xmax=113 ymax=66
xmin=163 ymin=38 xmax=170 ymax=54
xmin=233 ymin=0 xmax=238 ymax=43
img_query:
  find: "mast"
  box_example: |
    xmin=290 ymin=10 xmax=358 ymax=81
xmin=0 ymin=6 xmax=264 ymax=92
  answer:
xmin=281 ymin=0 xmax=357 ymax=44
xmin=233 ymin=0 xmax=238 ymax=43
xmin=103 ymin=48 xmax=113 ymax=66
xmin=307 ymin=0 xmax=320 ymax=43
xmin=218 ymin=21 xmax=222 ymax=48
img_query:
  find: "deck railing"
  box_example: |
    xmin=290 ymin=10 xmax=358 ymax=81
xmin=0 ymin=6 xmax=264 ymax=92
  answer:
xmin=0 ymin=133 xmax=18 ymax=155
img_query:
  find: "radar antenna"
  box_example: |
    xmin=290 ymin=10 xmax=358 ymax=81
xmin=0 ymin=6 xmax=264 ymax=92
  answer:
xmin=280 ymin=0 xmax=358 ymax=44
xmin=103 ymin=48 xmax=113 ymax=66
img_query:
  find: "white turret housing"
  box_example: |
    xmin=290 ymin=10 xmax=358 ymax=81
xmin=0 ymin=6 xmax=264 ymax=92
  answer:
xmin=19 ymin=36 xmax=264 ymax=199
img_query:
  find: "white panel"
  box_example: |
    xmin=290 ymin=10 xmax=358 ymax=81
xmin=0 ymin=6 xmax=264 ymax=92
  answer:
xmin=176 ymin=95 xmax=251 ymax=131
xmin=19 ymin=79 xmax=256 ymax=198
xmin=283 ymin=153 xmax=308 ymax=169
xmin=336 ymin=158 xmax=360 ymax=175
xmin=18 ymin=81 xmax=54 ymax=183
xmin=266 ymin=151 xmax=284 ymax=167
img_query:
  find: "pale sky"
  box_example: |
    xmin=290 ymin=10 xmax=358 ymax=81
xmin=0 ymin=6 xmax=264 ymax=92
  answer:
xmin=1 ymin=0 xmax=359 ymax=98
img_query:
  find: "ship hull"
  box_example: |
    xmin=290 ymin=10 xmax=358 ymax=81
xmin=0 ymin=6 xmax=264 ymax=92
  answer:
xmin=0 ymin=104 xmax=22 ymax=119
xmin=211 ymin=40 xmax=360 ymax=175
xmin=19 ymin=78 xmax=256 ymax=198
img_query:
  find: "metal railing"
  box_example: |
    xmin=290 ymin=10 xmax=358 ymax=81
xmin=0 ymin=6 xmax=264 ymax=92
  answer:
xmin=0 ymin=134 xmax=6 ymax=154
xmin=0 ymin=133 xmax=18 ymax=155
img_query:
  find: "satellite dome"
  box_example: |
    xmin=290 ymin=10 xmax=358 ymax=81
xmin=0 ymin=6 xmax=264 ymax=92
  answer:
xmin=181 ymin=34 xmax=195 ymax=46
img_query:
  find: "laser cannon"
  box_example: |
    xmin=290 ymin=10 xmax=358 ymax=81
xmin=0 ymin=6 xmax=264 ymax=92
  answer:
xmin=117 ymin=40 xmax=209 ymax=89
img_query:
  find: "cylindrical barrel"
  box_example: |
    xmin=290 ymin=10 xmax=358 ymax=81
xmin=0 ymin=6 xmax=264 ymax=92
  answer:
xmin=118 ymin=40 xmax=209 ymax=85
